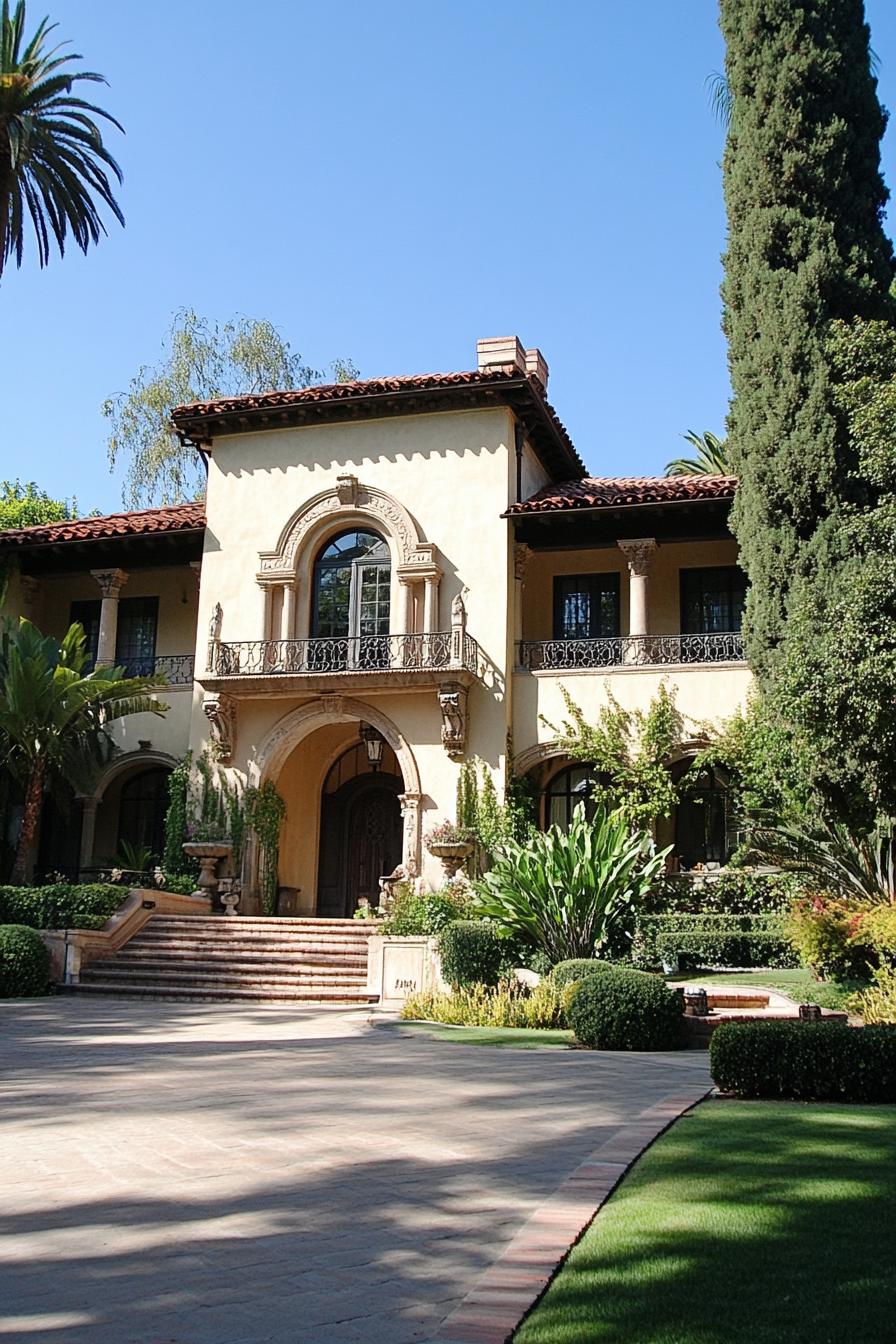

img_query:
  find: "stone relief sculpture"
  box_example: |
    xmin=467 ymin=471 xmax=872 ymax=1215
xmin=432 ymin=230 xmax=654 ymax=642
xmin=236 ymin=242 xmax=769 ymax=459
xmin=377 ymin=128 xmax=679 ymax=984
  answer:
xmin=202 ymin=692 xmax=235 ymax=763
xmin=208 ymin=602 xmax=223 ymax=641
xmin=438 ymin=681 xmax=468 ymax=757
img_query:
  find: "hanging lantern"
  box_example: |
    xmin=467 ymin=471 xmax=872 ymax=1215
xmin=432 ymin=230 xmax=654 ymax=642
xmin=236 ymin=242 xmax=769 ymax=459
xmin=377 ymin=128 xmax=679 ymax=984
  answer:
xmin=360 ymin=722 xmax=384 ymax=771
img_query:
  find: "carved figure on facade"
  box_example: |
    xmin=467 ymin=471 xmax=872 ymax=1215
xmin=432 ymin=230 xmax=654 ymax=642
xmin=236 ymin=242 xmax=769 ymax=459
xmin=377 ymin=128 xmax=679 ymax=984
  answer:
xmin=513 ymin=544 xmax=532 ymax=583
xmin=203 ymin=693 xmax=236 ymax=763
xmin=438 ymin=681 xmax=468 ymax=757
xmin=451 ymin=591 xmax=467 ymax=627
xmin=208 ymin=602 xmax=223 ymax=641
xmin=335 ymin=474 xmax=359 ymax=506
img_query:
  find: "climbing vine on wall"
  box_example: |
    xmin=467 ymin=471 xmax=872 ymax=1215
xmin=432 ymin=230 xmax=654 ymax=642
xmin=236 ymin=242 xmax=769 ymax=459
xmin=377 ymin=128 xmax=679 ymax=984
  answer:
xmin=245 ymin=781 xmax=287 ymax=916
xmin=162 ymin=753 xmax=192 ymax=875
xmin=541 ymin=683 xmax=686 ymax=827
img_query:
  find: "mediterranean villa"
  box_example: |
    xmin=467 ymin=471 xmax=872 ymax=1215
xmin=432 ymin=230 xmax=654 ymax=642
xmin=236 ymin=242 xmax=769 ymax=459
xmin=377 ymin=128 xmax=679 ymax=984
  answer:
xmin=0 ymin=336 xmax=749 ymax=919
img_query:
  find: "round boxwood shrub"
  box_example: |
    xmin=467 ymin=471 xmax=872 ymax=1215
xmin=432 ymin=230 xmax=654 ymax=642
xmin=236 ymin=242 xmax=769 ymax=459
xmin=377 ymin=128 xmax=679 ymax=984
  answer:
xmin=438 ymin=920 xmax=504 ymax=988
xmin=550 ymin=959 xmax=613 ymax=990
xmin=568 ymin=966 xmax=683 ymax=1051
xmin=0 ymin=925 xmax=51 ymax=997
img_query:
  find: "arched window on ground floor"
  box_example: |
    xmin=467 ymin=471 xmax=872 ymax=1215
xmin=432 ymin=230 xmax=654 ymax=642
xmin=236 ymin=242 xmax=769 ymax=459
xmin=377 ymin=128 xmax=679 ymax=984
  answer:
xmin=671 ymin=761 xmax=733 ymax=870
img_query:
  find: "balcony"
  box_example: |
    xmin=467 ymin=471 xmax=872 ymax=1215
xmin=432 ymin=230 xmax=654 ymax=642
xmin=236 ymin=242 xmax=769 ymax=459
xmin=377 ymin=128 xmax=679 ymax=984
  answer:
xmin=518 ymin=632 xmax=745 ymax=671
xmin=202 ymin=631 xmax=481 ymax=693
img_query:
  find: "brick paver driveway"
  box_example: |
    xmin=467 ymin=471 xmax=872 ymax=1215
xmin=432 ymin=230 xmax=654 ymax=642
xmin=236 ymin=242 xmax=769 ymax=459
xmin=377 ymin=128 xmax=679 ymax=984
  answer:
xmin=1 ymin=1000 xmax=710 ymax=1343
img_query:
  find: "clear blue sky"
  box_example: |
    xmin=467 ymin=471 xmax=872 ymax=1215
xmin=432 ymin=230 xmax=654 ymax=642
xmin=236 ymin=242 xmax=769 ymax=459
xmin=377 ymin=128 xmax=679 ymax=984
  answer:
xmin=3 ymin=0 xmax=896 ymax=514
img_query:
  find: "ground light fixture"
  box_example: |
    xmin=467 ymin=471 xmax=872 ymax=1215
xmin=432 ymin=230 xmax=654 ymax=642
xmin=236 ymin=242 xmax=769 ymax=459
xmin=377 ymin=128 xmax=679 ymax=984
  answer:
xmin=360 ymin=722 xmax=385 ymax=771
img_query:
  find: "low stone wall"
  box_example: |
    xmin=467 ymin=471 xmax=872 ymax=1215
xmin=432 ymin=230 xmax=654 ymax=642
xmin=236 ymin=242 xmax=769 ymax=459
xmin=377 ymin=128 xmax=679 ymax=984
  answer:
xmin=366 ymin=935 xmax=448 ymax=1009
xmin=40 ymin=888 xmax=212 ymax=985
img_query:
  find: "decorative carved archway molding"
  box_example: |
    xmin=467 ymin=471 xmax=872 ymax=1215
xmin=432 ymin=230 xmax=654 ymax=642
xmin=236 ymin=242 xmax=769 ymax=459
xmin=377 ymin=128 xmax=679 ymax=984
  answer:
xmin=252 ymin=695 xmax=423 ymax=872
xmin=512 ymin=739 xmax=567 ymax=777
xmin=86 ymin=749 xmax=178 ymax=804
xmin=257 ymin=476 xmax=429 ymax=580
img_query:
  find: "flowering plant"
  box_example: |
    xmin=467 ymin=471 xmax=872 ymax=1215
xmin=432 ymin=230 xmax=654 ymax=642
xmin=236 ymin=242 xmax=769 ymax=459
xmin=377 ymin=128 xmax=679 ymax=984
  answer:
xmin=424 ymin=819 xmax=475 ymax=849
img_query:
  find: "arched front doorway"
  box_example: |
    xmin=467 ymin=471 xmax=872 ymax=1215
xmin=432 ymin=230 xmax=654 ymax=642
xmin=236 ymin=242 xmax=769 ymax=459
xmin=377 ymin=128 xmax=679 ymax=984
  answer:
xmin=317 ymin=741 xmax=403 ymax=917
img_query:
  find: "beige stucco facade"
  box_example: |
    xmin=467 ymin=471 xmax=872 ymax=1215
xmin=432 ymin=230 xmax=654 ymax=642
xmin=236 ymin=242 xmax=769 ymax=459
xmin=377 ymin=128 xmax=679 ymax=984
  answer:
xmin=1 ymin=337 xmax=751 ymax=903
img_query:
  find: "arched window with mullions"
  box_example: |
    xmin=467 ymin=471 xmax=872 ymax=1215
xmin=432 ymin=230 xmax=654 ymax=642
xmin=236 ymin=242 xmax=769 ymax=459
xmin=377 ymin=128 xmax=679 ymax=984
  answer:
xmin=312 ymin=529 xmax=391 ymax=639
xmin=543 ymin=764 xmax=598 ymax=830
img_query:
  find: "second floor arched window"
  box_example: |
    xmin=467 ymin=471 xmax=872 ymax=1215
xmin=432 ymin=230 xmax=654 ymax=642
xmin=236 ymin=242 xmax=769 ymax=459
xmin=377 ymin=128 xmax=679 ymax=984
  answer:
xmin=312 ymin=529 xmax=390 ymax=639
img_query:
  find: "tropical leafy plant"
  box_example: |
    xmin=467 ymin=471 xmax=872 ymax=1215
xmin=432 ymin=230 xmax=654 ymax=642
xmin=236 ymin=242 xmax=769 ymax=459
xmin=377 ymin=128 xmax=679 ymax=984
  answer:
xmin=665 ymin=430 xmax=731 ymax=477
xmin=115 ymin=839 xmax=155 ymax=874
xmin=751 ymin=817 xmax=896 ymax=906
xmin=0 ymin=0 xmax=124 ymax=275
xmin=474 ymin=804 xmax=670 ymax=963
xmin=0 ymin=618 xmax=167 ymax=884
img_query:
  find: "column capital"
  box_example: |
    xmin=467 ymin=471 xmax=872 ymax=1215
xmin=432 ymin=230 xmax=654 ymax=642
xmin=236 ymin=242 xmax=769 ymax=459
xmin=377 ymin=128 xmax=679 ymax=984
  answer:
xmin=618 ymin=538 xmax=657 ymax=578
xmin=91 ymin=567 xmax=129 ymax=599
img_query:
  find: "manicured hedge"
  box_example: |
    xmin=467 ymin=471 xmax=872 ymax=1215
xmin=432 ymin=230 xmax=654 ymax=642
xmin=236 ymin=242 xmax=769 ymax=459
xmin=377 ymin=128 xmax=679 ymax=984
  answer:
xmin=438 ymin=921 xmax=504 ymax=988
xmin=550 ymin=959 xmax=613 ymax=990
xmin=0 ymin=925 xmax=51 ymax=997
xmin=646 ymin=870 xmax=802 ymax=916
xmin=568 ymin=967 xmax=683 ymax=1051
xmin=634 ymin=913 xmax=797 ymax=970
xmin=0 ymin=883 xmax=125 ymax=931
xmin=709 ymin=1020 xmax=896 ymax=1102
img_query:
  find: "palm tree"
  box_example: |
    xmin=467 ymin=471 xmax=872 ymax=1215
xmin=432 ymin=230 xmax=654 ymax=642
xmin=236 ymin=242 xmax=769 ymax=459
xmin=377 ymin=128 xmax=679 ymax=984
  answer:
xmin=0 ymin=0 xmax=123 ymax=277
xmin=665 ymin=430 xmax=731 ymax=477
xmin=0 ymin=619 xmax=167 ymax=883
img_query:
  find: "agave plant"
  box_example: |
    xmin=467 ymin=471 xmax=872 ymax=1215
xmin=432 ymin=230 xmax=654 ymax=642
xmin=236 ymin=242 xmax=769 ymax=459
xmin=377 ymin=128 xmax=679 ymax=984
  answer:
xmin=750 ymin=817 xmax=896 ymax=906
xmin=473 ymin=804 xmax=670 ymax=963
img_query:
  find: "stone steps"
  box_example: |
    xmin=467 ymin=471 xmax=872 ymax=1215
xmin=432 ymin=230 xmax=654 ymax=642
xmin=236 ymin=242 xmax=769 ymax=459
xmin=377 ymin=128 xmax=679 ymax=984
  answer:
xmin=71 ymin=913 xmax=379 ymax=1003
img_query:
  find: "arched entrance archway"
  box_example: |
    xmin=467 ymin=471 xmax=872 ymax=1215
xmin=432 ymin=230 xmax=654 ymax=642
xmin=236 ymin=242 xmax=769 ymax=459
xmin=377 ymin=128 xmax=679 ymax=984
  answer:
xmin=253 ymin=697 xmax=422 ymax=916
xmin=317 ymin=742 xmax=403 ymax=917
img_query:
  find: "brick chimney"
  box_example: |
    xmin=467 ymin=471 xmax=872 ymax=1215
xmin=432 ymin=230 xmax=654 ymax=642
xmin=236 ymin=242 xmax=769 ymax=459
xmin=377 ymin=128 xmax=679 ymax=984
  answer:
xmin=475 ymin=337 xmax=548 ymax=391
xmin=476 ymin=336 xmax=526 ymax=375
xmin=524 ymin=348 xmax=549 ymax=391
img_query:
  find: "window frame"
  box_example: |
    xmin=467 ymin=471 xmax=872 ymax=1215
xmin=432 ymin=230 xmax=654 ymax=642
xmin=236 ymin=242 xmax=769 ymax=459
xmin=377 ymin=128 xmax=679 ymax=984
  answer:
xmin=552 ymin=572 xmax=621 ymax=641
xmin=679 ymin=565 xmax=747 ymax=635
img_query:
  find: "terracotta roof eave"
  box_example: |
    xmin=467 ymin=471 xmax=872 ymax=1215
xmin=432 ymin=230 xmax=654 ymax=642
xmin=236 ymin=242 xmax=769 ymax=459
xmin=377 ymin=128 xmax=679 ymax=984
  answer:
xmin=171 ymin=370 xmax=585 ymax=480
xmin=503 ymin=492 xmax=736 ymax=519
xmin=0 ymin=502 xmax=207 ymax=550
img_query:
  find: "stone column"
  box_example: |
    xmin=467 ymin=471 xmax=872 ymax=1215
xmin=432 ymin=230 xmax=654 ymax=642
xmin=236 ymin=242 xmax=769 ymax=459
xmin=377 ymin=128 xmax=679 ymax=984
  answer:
xmin=423 ymin=576 xmax=439 ymax=634
xmin=398 ymin=792 xmax=423 ymax=878
xmin=282 ymin=583 xmax=296 ymax=641
xmin=19 ymin=576 xmax=42 ymax=623
xmin=78 ymin=797 xmax=98 ymax=876
xmin=401 ymin=579 xmax=416 ymax=636
xmin=618 ymin=539 xmax=657 ymax=639
xmin=91 ymin=568 xmax=128 ymax=666
xmin=260 ymin=583 xmax=273 ymax=640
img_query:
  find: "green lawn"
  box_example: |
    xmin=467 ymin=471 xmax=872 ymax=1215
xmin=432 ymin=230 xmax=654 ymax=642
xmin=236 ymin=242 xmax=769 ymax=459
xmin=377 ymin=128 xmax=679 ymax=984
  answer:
xmin=514 ymin=1100 xmax=896 ymax=1344
xmin=396 ymin=1021 xmax=575 ymax=1049
xmin=666 ymin=967 xmax=862 ymax=1011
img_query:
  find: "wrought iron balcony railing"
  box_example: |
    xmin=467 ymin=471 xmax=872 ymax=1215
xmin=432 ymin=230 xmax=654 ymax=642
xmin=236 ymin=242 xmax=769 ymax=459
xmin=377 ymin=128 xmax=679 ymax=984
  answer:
xmin=208 ymin=631 xmax=479 ymax=677
xmin=518 ymin=632 xmax=745 ymax=671
xmin=152 ymin=653 xmax=195 ymax=684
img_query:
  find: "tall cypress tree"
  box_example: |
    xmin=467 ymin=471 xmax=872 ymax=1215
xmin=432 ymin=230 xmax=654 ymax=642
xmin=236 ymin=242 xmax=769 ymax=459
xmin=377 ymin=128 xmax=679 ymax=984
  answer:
xmin=721 ymin=0 xmax=894 ymax=680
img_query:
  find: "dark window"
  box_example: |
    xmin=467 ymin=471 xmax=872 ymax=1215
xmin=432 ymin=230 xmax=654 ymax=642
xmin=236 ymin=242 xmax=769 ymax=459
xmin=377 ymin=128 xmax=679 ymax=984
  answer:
xmin=553 ymin=574 xmax=620 ymax=640
xmin=115 ymin=598 xmax=158 ymax=675
xmin=69 ymin=596 xmax=159 ymax=675
xmin=543 ymin=764 xmax=597 ymax=830
xmin=118 ymin=767 xmax=170 ymax=863
xmin=70 ymin=600 xmax=101 ymax=667
xmin=674 ymin=766 xmax=731 ymax=868
xmin=680 ymin=567 xmax=747 ymax=634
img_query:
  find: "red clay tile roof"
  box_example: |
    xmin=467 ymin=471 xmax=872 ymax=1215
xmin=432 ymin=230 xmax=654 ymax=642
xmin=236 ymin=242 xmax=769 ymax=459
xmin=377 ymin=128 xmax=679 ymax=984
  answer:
xmin=504 ymin=474 xmax=738 ymax=516
xmin=171 ymin=368 xmax=585 ymax=479
xmin=0 ymin=502 xmax=206 ymax=549
xmin=173 ymin=369 xmax=541 ymax=419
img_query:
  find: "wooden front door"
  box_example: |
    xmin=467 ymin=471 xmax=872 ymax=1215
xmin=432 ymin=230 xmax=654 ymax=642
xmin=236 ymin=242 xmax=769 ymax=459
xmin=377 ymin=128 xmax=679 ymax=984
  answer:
xmin=317 ymin=773 xmax=403 ymax=918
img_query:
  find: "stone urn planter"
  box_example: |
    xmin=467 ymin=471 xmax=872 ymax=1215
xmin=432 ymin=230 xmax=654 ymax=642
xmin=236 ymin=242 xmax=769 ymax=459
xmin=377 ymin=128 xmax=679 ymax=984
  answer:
xmin=427 ymin=840 xmax=474 ymax=880
xmin=182 ymin=841 xmax=233 ymax=906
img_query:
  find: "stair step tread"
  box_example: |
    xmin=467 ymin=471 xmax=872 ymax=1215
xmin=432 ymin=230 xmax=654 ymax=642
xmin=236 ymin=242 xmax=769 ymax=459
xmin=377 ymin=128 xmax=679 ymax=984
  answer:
xmin=107 ymin=951 xmax=367 ymax=966
xmin=82 ymin=964 xmax=365 ymax=984
xmin=68 ymin=982 xmax=375 ymax=1002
